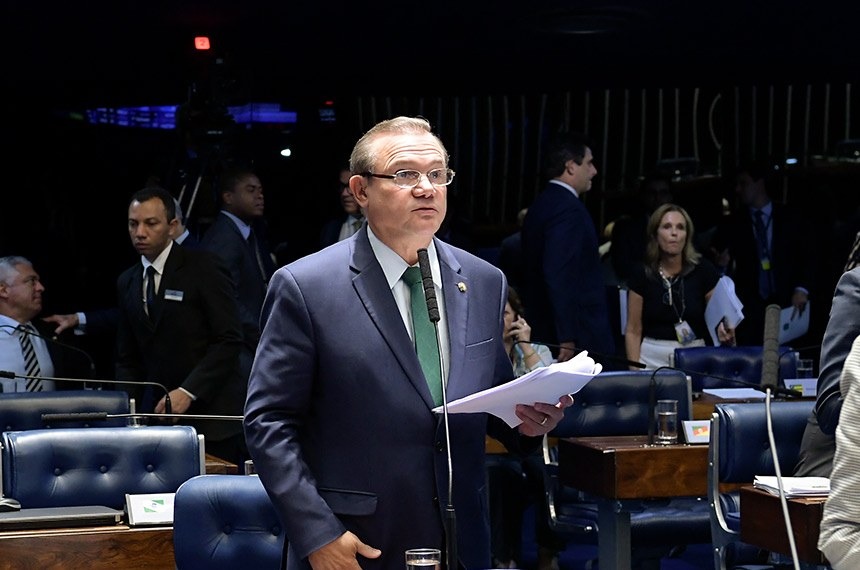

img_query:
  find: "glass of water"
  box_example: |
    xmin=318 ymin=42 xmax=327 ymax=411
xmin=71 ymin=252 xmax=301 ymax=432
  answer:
xmin=655 ymin=399 xmax=679 ymax=445
xmin=405 ymin=548 xmax=441 ymax=570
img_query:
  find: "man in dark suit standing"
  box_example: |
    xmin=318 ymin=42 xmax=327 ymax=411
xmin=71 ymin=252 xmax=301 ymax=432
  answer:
xmin=115 ymin=186 xmax=247 ymax=465
xmin=201 ymin=165 xmax=275 ymax=382
xmin=244 ymin=116 xmax=572 ymax=570
xmin=520 ymin=132 xmax=616 ymax=364
xmin=711 ymin=159 xmax=814 ymax=345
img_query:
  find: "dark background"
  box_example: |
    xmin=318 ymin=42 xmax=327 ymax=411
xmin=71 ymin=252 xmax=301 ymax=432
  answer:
xmin=3 ymin=1 xmax=859 ymax=374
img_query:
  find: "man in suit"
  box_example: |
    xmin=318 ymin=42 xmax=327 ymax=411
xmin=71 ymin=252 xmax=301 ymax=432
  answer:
xmin=115 ymin=186 xmax=247 ymax=465
xmin=710 ymin=159 xmax=814 ymax=345
xmin=794 ymin=266 xmax=860 ymax=478
xmin=201 ymin=165 xmax=275 ymax=381
xmin=244 ymin=116 xmax=572 ymax=570
xmin=520 ymin=132 xmax=616 ymax=364
xmin=0 ymin=255 xmax=92 ymax=391
xmin=43 ymin=196 xmax=199 ymax=337
xmin=318 ymin=165 xmax=365 ymax=249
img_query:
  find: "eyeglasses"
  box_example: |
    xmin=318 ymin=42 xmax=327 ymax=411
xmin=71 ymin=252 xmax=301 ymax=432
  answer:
xmin=360 ymin=168 xmax=455 ymax=189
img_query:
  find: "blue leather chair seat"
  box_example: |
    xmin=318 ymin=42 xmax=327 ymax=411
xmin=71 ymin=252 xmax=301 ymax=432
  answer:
xmin=674 ymin=345 xmax=799 ymax=393
xmin=173 ymin=474 xmax=285 ymax=570
xmin=1 ymin=425 xmax=202 ymax=509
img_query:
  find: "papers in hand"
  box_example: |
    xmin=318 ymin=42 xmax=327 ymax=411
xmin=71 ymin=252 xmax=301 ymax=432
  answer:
xmin=431 ymin=351 xmax=602 ymax=427
xmin=705 ymin=276 xmax=745 ymax=346
xmin=753 ymin=475 xmax=830 ymax=498
xmin=778 ymin=302 xmax=810 ymax=344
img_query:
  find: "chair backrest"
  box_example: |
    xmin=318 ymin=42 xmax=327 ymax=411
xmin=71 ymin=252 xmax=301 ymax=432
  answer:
xmin=551 ymin=369 xmax=691 ymax=438
xmin=707 ymin=399 xmax=814 ymax=570
xmin=0 ymin=389 xmax=130 ymax=431
xmin=174 ymin=474 xmax=285 ymax=570
xmin=674 ymin=345 xmax=799 ymax=393
xmin=1 ymin=425 xmax=203 ymax=509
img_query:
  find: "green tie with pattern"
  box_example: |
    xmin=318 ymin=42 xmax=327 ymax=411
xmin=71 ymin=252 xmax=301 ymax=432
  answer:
xmin=402 ymin=266 xmax=443 ymax=406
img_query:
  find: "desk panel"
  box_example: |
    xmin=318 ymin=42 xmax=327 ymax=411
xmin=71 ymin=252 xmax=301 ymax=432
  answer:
xmin=558 ymin=435 xmax=708 ymax=499
xmin=0 ymin=525 xmax=173 ymax=570
xmin=740 ymin=486 xmax=827 ymax=565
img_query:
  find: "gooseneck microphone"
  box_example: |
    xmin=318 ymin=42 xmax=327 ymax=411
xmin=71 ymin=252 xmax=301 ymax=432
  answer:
xmin=0 ymin=370 xmax=173 ymax=415
xmin=761 ymin=304 xmax=783 ymax=396
xmin=417 ymin=248 xmax=457 ymax=570
xmin=41 ymin=411 xmax=242 ymax=423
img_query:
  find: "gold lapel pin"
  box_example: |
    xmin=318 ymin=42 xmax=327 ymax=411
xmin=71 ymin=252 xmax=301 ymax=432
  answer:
xmin=457 ymin=282 xmax=467 ymax=293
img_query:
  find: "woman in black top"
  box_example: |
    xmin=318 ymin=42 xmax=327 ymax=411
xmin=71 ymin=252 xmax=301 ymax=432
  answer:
xmin=625 ymin=203 xmax=735 ymax=369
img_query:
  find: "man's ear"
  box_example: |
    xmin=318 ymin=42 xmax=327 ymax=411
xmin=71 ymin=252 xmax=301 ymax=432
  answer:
xmin=351 ymin=177 xmax=369 ymax=207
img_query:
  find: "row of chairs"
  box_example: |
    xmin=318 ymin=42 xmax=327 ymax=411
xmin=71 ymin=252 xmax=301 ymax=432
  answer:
xmin=0 ymin=343 xmax=809 ymax=569
xmin=542 ymin=364 xmax=814 ymax=570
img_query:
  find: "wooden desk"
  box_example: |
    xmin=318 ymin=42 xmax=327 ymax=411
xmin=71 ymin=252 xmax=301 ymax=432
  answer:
xmin=558 ymin=435 xmax=709 ymax=570
xmin=740 ymin=486 xmax=828 ymax=565
xmin=204 ymin=453 xmax=239 ymax=474
xmin=0 ymin=524 xmax=174 ymax=570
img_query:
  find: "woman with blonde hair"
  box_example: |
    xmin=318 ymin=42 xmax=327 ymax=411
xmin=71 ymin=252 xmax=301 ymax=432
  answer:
xmin=625 ymin=203 xmax=734 ymax=368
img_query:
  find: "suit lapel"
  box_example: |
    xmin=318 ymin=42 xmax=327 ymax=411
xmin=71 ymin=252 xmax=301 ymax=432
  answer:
xmin=349 ymin=231 xmax=434 ymax=406
xmin=436 ymin=240 xmax=470 ymax=401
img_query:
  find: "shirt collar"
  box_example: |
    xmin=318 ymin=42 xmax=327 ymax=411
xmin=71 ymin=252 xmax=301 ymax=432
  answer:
xmin=366 ymin=226 xmax=441 ymax=291
xmin=141 ymin=240 xmax=173 ymax=275
xmin=220 ymin=210 xmax=252 ymax=240
xmin=549 ymin=178 xmax=578 ymax=198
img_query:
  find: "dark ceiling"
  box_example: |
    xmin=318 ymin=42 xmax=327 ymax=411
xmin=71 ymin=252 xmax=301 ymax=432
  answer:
xmin=7 ymin=1 xmax=860 ymax=109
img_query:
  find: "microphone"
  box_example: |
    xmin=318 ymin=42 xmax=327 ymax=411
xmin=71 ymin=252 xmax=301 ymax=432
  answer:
xmin=417 ymin=247 xmax=457 ymax=570
xmin=0 ymin=370 xmax=173 ymax=415
xmin=0 ymin=323 xmax=97 ymax=378
xmin=41 ymin=411 xmax=242 ymax=423
xmin=514 ymin=339 xmax=646 ymax=370
xmin=761 ymin=304 xmax=782 ymax=396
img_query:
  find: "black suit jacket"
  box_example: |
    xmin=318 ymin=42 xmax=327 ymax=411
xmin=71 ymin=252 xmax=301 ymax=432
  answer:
xmin=114 ymin=243 xmax=245 ymax=441
xmin=713 ymin=202 xmax=814 ymax=344
xmin=200 ymin=213 xmax=275 ymax=353
xmin=520 ymin=183 xmax=616 ymax=357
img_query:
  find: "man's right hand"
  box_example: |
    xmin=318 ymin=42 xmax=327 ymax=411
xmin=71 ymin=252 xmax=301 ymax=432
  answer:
xmin=308 ymin=531 xmax=381 ymax=570
xmin=42 ymin=313 xmax=80 ymax=335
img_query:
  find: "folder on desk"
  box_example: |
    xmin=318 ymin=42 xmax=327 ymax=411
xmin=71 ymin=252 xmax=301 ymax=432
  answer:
xmin=0 ymin=505 xmax=124 ymax=531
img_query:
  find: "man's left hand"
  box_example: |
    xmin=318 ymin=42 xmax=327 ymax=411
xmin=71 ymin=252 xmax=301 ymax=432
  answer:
xmin=515 ymin=394 xmax=574 ymax=437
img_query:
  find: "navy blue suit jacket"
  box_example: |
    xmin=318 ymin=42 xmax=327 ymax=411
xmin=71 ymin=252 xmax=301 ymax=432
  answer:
xmin=520 ymin=182 xmax=615 ymax=356
xmin=244 ymin=228 xmax=535 ymax=570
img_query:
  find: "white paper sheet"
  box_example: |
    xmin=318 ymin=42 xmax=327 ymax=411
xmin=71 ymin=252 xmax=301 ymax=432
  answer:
xmin=778 ymin=302 xmax=810 ymax=344
xmin=432 ymin=351 xmax=602 ymax=427
xmin=705 ymin=276 xmax=745 ymax=346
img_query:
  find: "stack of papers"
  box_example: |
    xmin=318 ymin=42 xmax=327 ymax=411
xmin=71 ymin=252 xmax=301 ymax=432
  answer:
xmin=432 ymin=351 xmax=602 ymax=427
xmin=705 ymin=276 xmax=745 ymax=346
xmin=778 ymin=303 xmax=811 ymax=344
xmin=753 ymin=476 xmax=830 ymax=497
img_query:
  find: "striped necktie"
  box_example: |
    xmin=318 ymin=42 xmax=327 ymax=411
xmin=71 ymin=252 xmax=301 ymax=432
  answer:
xmin=17 ymin=324 xmax=43 ymax=391
xmin=402 ymin=267 xmax=443 ymax=406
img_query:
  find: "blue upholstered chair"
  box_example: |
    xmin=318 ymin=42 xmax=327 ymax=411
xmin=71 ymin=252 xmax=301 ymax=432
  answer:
xmin=708 ymin=400 xmax=814 ymax=570
xmin=543 ymin=370 xmax=711 ymax=566
xmin=173 ymin=474 xmax=285 ymax=570
xmin=0 ymin=389 xmax=130 ymax=431
xmin=0 ymin=425 xmax=204 ymax=509
xmin=673 ymin=345 xmax=799 ymax=393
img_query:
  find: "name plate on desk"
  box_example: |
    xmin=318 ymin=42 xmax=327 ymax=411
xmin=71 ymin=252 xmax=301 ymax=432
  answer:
xmin=125 ymin=493 xmax=175 ymax=526
xmin=558 ymin=435 xmax=708 ymax=499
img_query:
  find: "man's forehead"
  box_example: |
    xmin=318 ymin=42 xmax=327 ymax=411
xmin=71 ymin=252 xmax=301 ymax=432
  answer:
xmin=374 ymin=134 xmax=445 ymax=166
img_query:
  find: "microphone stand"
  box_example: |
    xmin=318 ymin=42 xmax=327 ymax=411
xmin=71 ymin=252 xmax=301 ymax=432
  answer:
xmin=0 ymin=370 xmax=173 ymax=415
xmin=41 ymin=411 xmax=243 ymax=423
xmin=417 ymin=248 xmax=457 ymax=570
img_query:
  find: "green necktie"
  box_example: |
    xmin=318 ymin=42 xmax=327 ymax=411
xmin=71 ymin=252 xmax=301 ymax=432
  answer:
xmin=402 ymin=266 xmax=443 ymax=406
